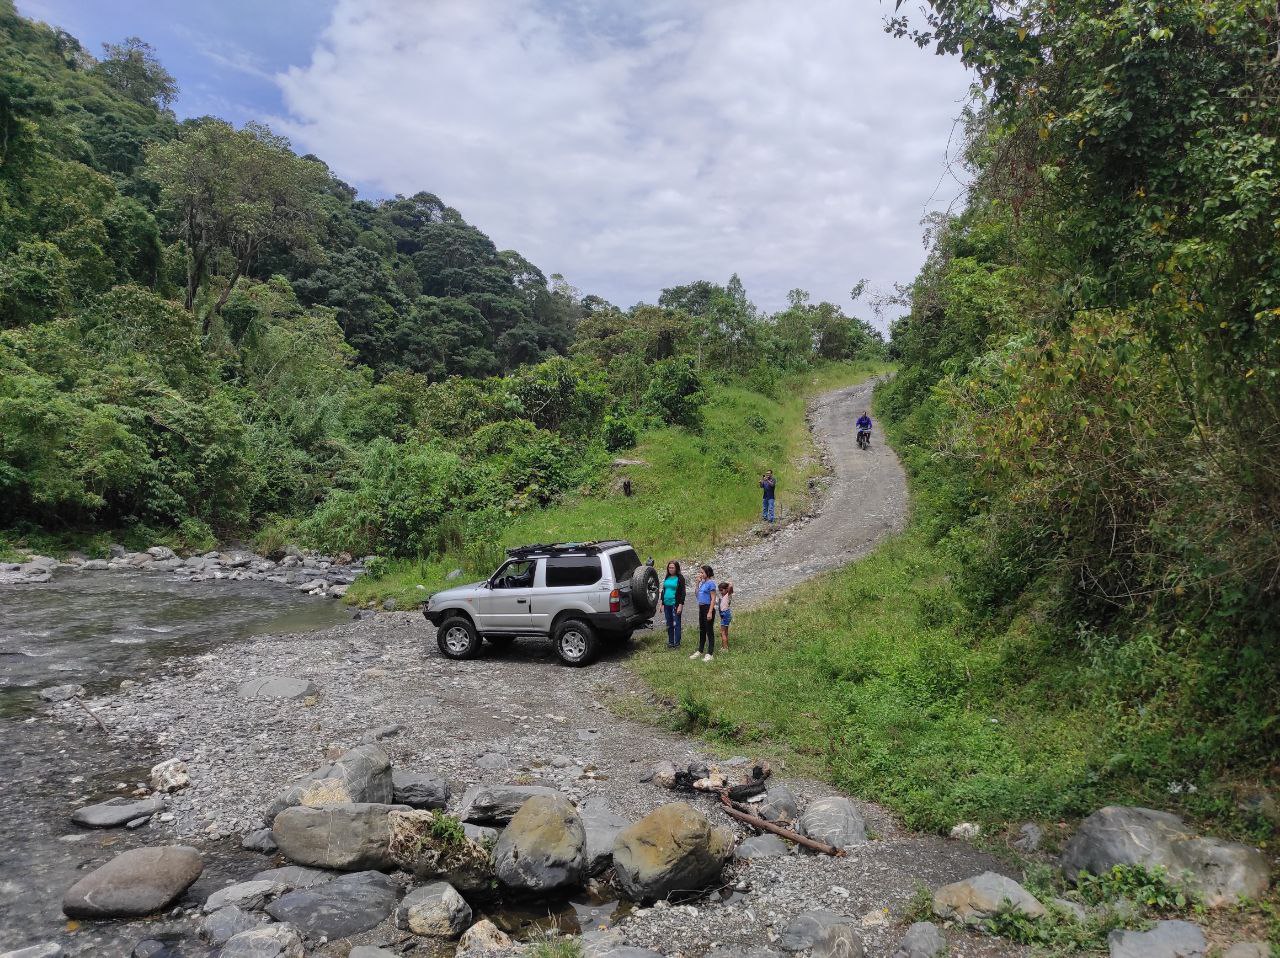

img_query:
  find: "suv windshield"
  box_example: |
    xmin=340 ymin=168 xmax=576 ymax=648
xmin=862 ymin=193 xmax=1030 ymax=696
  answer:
xmin=608 ymin=548 xmax=641 ymax=582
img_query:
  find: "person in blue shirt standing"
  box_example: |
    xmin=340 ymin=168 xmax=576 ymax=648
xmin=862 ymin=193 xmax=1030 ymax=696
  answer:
xmin=661 ymin=560 xmax=685 ymax=649
xmin=690 ymin=565 xmax=718 ymax=662
xmin=759 ymin=470 xmax=776 ymax=523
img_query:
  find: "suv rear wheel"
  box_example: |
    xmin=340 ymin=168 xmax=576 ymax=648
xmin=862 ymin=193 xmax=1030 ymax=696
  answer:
xmin=554 ymin=618 xmax=599 ymax=666
xmin=437 ymin=616 xmax=481 ymax=660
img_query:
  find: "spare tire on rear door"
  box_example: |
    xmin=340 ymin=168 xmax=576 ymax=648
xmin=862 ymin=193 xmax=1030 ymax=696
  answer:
xmin=629 ymin=564 xmax=660 ymax=616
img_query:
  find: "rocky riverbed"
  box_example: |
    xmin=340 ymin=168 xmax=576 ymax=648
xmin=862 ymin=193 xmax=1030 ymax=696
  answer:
xmin=11 ymin=610 xmax=1027 ymax=957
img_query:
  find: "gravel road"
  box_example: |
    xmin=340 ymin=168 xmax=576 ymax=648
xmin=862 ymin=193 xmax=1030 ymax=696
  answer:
xmin=26 ymin=378 xmax=1023 ymax=958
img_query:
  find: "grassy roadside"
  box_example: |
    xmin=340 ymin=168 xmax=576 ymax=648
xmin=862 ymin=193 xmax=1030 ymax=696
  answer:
xmin=346 ymin=361 xmax=888 ymax=609
xmin=626 ymin=528 xmax=1100 ymax=831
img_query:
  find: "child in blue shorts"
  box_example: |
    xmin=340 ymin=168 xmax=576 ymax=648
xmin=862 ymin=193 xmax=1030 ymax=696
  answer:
xmin=717 ymin=581 xmax=734 ymax=653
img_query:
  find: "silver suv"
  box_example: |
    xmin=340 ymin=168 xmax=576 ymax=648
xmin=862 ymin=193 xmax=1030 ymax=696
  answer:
xmin=421 ymin=541 xmax=660 ymax=666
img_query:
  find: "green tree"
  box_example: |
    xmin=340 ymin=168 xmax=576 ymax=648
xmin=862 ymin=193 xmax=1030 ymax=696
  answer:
xmin=92 ymin=37 xmax=176 ymax=109
xmin=146 ymin=119 xmax=332 ymax=329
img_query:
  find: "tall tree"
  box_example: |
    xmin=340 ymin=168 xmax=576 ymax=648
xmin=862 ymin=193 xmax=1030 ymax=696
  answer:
xmin=146 ymin=119 xmax=331 ymax=331
xmin=93 ymin=37 xmax=176 ymax=109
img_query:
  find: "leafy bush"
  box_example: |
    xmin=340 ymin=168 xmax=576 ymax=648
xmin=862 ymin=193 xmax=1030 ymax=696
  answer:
xmin=643 ymin=357 xmax=705 ymax=430
xmin=602 ymin=414 xmax=638 ymax=452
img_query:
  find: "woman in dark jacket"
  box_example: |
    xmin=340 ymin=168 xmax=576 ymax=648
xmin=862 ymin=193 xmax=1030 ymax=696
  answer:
xmin=661 ymin=560 xmax=686 ymax=648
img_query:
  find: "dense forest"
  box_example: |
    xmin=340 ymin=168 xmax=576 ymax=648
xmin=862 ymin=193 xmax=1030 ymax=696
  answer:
xmin=878 ymin=1 xmax=1279 ymax=815
xmin=0 ymin=1 xmax=883 ymax=557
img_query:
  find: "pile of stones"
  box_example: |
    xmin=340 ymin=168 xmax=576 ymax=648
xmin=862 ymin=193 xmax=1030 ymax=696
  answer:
xmin=0 ymin=544 xmax=363 ymax=598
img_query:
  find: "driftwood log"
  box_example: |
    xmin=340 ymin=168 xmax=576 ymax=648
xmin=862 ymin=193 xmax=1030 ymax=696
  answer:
xmin=717 ymin=793 xmax=844 ymax=857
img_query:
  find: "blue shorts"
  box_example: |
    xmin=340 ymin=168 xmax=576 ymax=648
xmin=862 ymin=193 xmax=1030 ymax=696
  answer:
xmin=719 ymin=609 xmax=732 ymax=626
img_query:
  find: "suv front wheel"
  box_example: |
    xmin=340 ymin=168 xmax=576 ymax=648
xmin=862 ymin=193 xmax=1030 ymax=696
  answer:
xmin=553 ymin=618 xmax=599 ymax=667
xmin=437 ymin=616 xmax=482 ymax=660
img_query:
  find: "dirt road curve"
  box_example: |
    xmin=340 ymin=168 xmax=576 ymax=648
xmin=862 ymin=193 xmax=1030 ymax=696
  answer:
xmin=706 ymin=375 xmax=907 ymax=610
xmin=36 ymin=380 xmax=1018 ymax=958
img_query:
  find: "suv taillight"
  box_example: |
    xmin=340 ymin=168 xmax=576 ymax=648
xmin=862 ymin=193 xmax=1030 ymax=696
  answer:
xmin=609 ymin=589 xmax=620 ymax=613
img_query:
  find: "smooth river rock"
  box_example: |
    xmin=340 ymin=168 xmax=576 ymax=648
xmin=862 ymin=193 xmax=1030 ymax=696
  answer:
xmin=932 ymin=871 xmax=1045 ymax=925
xmin=890 ymin=922 xmax=947 ymax=958
xmin=272 ymin=801 xmax=407 ymax=871
xmin=493 ymin=794 xmax=588 ymax=895
xmin=798 ymin=797 xmax=867 ymax=850
xmin=220 ymin=924 xmax=305 ymax=958
xmin=1062 ymin=806 xmax=1269 ymax=906
xmin=62 ymin=845 xmax=204 ymax=918
xmin=1108 ymin=921 xmax=1207 ymax=958
xmin=580 ymin=797 xmax=629 ymax=875
xmin=392 ymin=769 xmax=451 ymax=810
xmin=202 ymin=879 xmax=287 ymax=913
xmin=777 ymin=910 xmax=864 ymax=957
xmin=612 ymin=801 xmax=733 ymax=903
xmin=459 ymin=783 xmax=565 ymax=824
xmin=265 ymin=870 xmax=400 ymax=939
xmin=71 ymin=795 xmax=164 ymax=828
xmin=237 ymin=676 xmax=318 ymax=701
xmin=265 ymin=743 xmax=393 ymax=823
xmin=394 ymin=880 xmax=472 ymax=937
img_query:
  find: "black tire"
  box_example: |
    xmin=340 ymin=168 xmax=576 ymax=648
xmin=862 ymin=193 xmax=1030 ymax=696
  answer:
xmin=436 ymin=615 xmax=482 ymax=660
xmin=553 ymin=618 xmax=599 ymax=666
xmin=486 ymin=634 xmax=517 ymax=650
xmin=629 ymin=565 xmax=660 ymax=616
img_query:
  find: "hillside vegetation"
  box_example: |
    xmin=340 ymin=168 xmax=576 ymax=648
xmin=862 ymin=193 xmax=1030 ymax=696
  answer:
xmin=0 ymin=2 xmax=885 ymax=560
xmin=635 ymin=0 xmax=1279 ymax=843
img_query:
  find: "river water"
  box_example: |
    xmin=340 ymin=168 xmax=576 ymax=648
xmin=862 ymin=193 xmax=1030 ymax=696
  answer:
xmin=0 ymin=570 xmax=351 ymax=955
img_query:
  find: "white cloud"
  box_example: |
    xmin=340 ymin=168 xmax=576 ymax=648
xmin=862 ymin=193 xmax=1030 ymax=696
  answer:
xmin=275 ymin=0 xmax=971 ymax=317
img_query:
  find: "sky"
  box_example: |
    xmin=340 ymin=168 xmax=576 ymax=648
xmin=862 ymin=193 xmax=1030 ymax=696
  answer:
xmin=17 ymin=0 xmax=972 ymax=318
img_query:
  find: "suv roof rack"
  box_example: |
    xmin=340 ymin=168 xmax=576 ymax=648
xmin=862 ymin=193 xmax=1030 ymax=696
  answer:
xmin=505 ymin=540 xmax=630 ymax=558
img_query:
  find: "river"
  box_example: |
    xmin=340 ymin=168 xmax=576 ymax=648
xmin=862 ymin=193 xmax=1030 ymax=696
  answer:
xmin=0 ymin=570 xmax=350 ymax=955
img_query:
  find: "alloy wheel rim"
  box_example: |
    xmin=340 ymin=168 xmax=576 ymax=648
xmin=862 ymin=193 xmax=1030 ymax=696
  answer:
xmin=560 ymin=630 xmax=586 ymax=660
xmin=445 ymin=626 xmax=471 ymax=653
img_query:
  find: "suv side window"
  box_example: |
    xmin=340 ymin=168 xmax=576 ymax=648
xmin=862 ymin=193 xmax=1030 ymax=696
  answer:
xmin=492 ymin=559 xmax=535 ymax=589
xmin=546 ymin=555 xmax=602 ymax=588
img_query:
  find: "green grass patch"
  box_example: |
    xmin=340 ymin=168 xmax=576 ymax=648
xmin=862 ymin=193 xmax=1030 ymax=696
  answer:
xmin=628 ymin=525 xmax=1173 ymax=832
xmin=347 ymin=361 xmax=886 ymax=609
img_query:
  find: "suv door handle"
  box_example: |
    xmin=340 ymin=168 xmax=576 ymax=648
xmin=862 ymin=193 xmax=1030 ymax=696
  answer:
xmin=516 ymin=598 xmax=527 ymax=604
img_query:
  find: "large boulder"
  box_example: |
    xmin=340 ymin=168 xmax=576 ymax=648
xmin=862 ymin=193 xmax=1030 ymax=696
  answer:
xmin=799 ymin=797 xmax=866 ymax=850
xmin=1108 ymin=920 xmax=1207 ymax=958
xmin=1062 ymin=807 xmax=1269 ymax=906
xmin=271 ymin=802 xmax=407 ymax=871
xmin=220 ymin=924 xmax=305 ymax=958
xmin=389 ymin=809 xmax=497 ymax=899
xmin=777 ymin=910 xmax=864 ymax=957
xmin=458 ymin=784 xmax=565 ymax=824
xmin=581 ymin=798 xmax=629 ymax=875
xmin=62 ymin=845 xmax=203 ymax=918
xmin=493 ymin=794 xmax=588 ymax=895
xmin=932 ymin=871 xmax=1045 ymax=925
xmin=71 ymin=795 xmax=164 ymax=828
xmin=266 ymin=743 xmax=394 ymax=823
xmin=611 ymin=802 xmax=734 ymax=903
xmin=394 ymin=880 xmax=471 ymax=937
xmin=264 ymin=870 xmax=400 ymax=939
xmin=393 ymin=770 xmax=451 ymax=810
